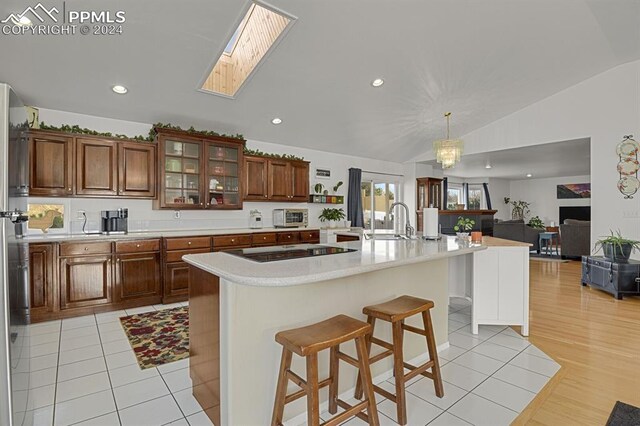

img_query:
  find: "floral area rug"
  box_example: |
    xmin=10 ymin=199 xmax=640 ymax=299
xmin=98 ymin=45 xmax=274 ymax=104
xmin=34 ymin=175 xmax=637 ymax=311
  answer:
xmin=120 ymin=307 xmax=189 ymax=369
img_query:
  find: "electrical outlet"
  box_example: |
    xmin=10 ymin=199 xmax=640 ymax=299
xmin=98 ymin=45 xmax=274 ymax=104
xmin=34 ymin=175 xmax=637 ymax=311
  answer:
xmin=174 ymin=211 xmax=181 ymax=219
xmin=76 ymin=210 xmax=86 ymax=220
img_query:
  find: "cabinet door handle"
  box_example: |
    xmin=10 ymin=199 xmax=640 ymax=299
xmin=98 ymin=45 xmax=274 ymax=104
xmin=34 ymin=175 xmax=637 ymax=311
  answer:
xmin=200 ymin=203 xmax=204 ymax=206
xmin=84 ymin=247 xmax=88 ymax=251
xmin=68 ymin=187 xmax=72 ymax=191
xmin=116 ymin=258 xmax=120 ymax=263
xmin=231 ymin=239 xmax=235 ymax=243
xmin=188 ymin=241 xmax=192 ymax=246
xmin=136 ymin=244 xmax=140 ymax=248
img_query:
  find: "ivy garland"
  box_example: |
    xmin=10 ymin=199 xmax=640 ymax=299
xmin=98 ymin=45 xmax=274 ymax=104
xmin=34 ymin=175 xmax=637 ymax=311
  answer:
xmin=243 ymin=147 xmax=304 ymax=161
xmin=35 ymin=122 xmax=304 ymax=160
xmin=37 ymin=122 xmax=246 ymax=142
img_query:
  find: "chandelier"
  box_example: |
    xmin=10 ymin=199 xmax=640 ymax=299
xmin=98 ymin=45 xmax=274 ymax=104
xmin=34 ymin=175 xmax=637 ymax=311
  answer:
xmin=433 ymin=112 xmax=463 ymax=169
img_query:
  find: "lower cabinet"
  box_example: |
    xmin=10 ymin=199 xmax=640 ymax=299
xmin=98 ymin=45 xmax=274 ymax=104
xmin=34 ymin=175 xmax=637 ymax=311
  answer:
xmin=59 ymin=255 xmax=113 ymax=310
xmin=114 ymin=252 xmax=162 ymax=303
xmin=29 ymin=243 xmax=56 ymax=321
xmin=164 ymin=262 xmax=191 ymax=303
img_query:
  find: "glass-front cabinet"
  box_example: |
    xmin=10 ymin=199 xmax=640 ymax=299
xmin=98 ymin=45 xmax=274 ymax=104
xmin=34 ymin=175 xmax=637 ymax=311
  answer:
xmin=155 ymin=129 xmax=245 ymax=210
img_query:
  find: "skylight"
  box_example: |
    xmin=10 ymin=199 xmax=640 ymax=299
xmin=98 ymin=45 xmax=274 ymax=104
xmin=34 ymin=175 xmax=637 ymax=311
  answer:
xmin=201 ymin=2 xmax=294 ymax=98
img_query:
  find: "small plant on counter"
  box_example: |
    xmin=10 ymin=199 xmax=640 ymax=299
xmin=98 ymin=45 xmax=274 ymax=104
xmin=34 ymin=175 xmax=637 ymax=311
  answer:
xmin=318 ymin=208 xmax=346 ymax=223
xmin=593 ymin=230 xmax=640 ymax=263
xmin=332 ymin=181 xmax=343 ymax=193
xmin=527 ymin=216 xmax=545 ymax=229
xmin=453 ymin=216 xmax=475 ymax=233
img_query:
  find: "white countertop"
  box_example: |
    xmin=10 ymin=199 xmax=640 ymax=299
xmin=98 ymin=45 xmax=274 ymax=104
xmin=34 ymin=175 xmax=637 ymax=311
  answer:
xmin=182 ymin=236 xmax=486 ymax=287
xmin=21 ymin=227 xmax=320 ymax=243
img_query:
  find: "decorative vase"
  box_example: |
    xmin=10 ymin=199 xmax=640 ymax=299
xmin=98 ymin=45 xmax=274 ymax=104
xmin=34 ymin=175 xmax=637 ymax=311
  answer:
xmin=456 ymin=232 xmax=470 ymax=240
xmin=603 ymin=243 xmax=633 ymax=263
xmin=329 ymin=221 xmax=337 ymax=228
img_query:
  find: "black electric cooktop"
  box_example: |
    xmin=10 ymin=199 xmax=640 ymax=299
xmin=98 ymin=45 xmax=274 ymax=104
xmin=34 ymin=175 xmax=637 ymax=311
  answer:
xmin=226 ymin=244 xmax=357 ymax=263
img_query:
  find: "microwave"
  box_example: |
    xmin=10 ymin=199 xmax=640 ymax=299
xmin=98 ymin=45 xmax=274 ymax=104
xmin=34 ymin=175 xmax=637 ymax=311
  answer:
xmin=273 ymin=209 xmax=308 ymax=228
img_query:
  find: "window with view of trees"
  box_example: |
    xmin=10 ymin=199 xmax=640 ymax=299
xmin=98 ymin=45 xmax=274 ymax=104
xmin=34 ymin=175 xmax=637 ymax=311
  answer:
xmin=447 ymin=187 xmax=462 ymax=210
xmin=468 ymin=188 xmax=482 ymax=209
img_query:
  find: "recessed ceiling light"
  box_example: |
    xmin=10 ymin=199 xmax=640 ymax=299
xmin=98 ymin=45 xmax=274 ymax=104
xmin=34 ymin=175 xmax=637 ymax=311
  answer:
xmin=271 ymin=118 xmax=282 ymax=125
xmin=485 ymin=162 xmax=492 ymax=169
xmin=526 ymin=173 xmax=532 ymax=178
xmin=371 ymin=78 xmax=384 ymax=87
xmin=112 ymin=85 xmax=128 ymax=94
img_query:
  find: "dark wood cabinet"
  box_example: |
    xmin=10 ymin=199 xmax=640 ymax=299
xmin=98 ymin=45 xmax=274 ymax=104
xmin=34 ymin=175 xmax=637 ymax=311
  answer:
xmin=243 ymin=156 xmax=269 ymax=200
xmin=29 ymin=132 xmax=74 ymax=196
xmin=416 ymin=177 xmax=443 ymax=232
xmin=119 ymin=142 xmax=156 ymax=197
xmin=29 ymin=244 xmax=57 ymax=320
xmin=114 ymin=239 xmax=162 ymax=304
xmin=155 ymin=129 xmax=245 ymax=210
xmin=76 ymin=138 xmax=118 ymax=196
xmin=163 ymin=236 xmax=212 ymax=303
xmin=244 ymin=155 xmax=310 ymax=202
xmin=29 ymin=130 xmax=156 ymax=199
xmin=59 ymin=255 xmax=112 ymax=310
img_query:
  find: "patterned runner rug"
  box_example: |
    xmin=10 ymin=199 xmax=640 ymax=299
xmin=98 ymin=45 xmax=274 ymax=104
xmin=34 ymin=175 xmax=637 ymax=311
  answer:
xmin=120 ymin=307 xmax=189 ymax=369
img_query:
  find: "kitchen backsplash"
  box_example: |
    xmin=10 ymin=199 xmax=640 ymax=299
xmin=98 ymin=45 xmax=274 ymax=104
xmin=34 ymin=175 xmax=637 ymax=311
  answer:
xmin=28 ymin=196 xmax=325 ymax=234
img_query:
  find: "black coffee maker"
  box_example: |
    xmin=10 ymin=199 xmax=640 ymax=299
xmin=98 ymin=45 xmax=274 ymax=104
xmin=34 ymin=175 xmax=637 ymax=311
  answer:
xmin=101 ymin=208 xmax=128 ymax=234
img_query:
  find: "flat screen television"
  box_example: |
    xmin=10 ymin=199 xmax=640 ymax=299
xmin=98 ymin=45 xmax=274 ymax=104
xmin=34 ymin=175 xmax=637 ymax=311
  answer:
xmin=559 ymin=206 xmax=591 ymax=223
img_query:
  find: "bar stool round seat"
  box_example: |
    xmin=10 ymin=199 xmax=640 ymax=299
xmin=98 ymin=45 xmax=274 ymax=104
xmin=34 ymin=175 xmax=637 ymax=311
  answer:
xmin=272 ymin=314 xmax=380 ymax=426
xmin=355 ymin=295 xmax=444 ymax=426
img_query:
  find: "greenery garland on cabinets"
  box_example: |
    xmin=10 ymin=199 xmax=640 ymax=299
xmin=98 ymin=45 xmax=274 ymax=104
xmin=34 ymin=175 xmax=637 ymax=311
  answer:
xmin=37 ymin=122 xmax=245 ymax=143
xmin=243 ymin=147 xmax=305 ymax=161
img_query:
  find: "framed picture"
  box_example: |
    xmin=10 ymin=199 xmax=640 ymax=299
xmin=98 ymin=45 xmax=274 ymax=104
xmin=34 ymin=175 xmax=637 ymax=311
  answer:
xmin=27 ymin=203 xmax=67 ymax=234
xmin=315 ymin=168 xmax=331 ymax=179
xmin=557 ymin=183 xmax=591 ymax=199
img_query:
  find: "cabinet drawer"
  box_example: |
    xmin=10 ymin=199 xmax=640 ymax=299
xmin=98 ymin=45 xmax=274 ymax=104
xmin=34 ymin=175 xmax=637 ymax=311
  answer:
xmin=60 ymin=242 xmax=112 ymax=256
xmin=115 ymin=239 xmax=160 ymax=253
xmin=213 ymin=234 xmax=252 ymax=248
xmin=165 ymin=248 xmax=211 ymax=263
xmin=251 ymin=233 xmax=278 ymax=246
xmin=299 ymin=230 xmax=320 ymax=242
xmin=277 ymin=232 xmax=300 ymax=245
xmin=164 ymin=237 xmax=211 ymax=251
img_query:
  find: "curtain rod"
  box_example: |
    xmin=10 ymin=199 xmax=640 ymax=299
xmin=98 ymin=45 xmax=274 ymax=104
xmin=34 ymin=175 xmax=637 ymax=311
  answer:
xmin=361 ymin=170 xmax=404 ymax=177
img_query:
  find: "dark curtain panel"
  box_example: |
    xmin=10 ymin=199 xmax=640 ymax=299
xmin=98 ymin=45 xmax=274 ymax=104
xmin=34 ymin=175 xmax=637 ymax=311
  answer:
xmin=442 ymin=177 xmax=448 ymax=209
xmin=463 ymin=183 xmax=469 ymax=209
xmin=483 ymin=183 xmax=492 ymax=209
xmin=347 ymin=168 xmax=364 ymax=227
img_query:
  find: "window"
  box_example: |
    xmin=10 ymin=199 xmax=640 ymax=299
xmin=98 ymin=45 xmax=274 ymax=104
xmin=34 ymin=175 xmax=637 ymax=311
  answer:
xmin=468 ymin=187 xmax=482 ymax=210
xmin=446 ymin=187 xmax=462 ymax=210
xmin=361 ymin=175 xmax=402 ymax=230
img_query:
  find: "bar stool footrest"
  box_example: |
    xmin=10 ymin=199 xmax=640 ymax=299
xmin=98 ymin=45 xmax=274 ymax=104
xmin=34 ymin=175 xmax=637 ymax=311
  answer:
xmin=284 ymin=376 xmax=332 ymax=404
xmin=403 ymin=360 xmax=435 ymax=382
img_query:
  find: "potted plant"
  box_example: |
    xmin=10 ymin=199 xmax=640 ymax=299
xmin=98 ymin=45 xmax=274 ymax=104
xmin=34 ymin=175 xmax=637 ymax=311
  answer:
xmin=453 ymin=216 xmax=475 ymax=238
xmin=314 ymin=183 xmax=324 ymax=194
xmin=504 ymin=197 xmax=531 ymax=220
xmin=319 ymin=208 xmax=346 ymax=228
xmin=527 ymin=216 xmax=545 ymax=229
xmin=593 ymin=230 xmax=640 ymax=263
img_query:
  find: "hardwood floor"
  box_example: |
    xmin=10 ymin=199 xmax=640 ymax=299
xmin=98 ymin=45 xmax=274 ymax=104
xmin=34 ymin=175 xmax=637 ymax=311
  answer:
xmin=514 ymin=259 xmax=640 ymax=425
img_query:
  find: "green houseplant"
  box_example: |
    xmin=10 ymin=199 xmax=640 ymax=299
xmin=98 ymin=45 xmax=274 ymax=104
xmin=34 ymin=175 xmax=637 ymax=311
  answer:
xmin=332 ymin=181 xmax=343 ymax=193
xmin=454 ymin=216 xmax=475 ymax=237
xmin=527 ymin=216 xmax=545 ymax=229
xmin=504 ymin=197 xmax=531 ymax=220
xmin=593 ymin=230 xmax=640 ymax=263
xmin=319 ymin=208 xmax=346 ymax=228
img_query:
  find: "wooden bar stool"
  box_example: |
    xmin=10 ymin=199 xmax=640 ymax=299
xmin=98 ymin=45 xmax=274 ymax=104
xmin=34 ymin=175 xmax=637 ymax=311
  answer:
xmin=354 ymin=295 xmax=444 ymax=425
xmin=271 ymin=315 xmax=380 ymax=426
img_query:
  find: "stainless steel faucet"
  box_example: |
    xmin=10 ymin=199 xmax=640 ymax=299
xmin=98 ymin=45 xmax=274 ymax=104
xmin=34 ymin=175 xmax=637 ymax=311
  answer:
xmin=389 ymin=202 xmax=414 ymax=238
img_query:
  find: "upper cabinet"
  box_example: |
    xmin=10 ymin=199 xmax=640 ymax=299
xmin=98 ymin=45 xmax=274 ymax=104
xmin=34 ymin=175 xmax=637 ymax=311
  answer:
xmin=29 ymin=130 xmax=156 ymax=199
xmin=243 ymin=155 xmax=309 ymax=202
xmin=29 ymin=132 xmax=74 ymax=196
xmin=155 ymin=128 xmax=245 ymax=210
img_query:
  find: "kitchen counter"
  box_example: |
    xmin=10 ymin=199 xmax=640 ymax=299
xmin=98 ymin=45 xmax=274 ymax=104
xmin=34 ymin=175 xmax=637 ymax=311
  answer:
xmin=183 ymin=236 xmax=485 ymax=286
xmin=184 ymin=236 xmax=507 ymax=425
xmin=21 ymin=227 xmax=319 ymax=243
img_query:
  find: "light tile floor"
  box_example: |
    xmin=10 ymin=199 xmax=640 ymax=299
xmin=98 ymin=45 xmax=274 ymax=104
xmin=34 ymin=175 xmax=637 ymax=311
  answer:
xmin=15 ymin=298 xmax=559 ymax=426
xmin=13 ymin=301 xmax=210 ymax=426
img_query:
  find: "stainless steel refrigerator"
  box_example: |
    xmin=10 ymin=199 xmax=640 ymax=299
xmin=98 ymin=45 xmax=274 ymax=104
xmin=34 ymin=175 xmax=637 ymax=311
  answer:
xmin=0 ymin=83 xmax=30 ymax=426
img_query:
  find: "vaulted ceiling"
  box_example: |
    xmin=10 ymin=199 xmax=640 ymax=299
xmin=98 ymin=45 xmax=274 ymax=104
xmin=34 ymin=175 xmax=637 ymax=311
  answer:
xmin=1 ymin=0 xmax=638 ymax=162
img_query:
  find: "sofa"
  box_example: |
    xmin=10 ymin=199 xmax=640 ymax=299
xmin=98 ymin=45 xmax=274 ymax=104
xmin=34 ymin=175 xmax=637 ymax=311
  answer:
xmin=560 ymin=219 xmax=591 ymax=258
xmin=493 ymin=219 xmax=543 ymax=252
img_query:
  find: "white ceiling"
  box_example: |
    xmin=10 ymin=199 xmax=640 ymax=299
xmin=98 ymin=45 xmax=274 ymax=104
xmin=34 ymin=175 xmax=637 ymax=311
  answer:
xmin=1 ymin=0 xmax=638 ymax=162
xmin=425 ymin=138 xmax=591 ymax=180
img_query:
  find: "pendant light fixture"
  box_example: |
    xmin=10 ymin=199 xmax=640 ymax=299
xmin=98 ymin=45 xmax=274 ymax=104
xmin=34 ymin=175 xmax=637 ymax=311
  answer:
xmin=433 ymin=112 xmax=464 ymax=169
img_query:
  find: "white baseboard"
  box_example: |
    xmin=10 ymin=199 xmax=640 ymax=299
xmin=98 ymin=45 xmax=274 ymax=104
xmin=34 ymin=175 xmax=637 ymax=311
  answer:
xmin=284 ymin=341 xmax=450 ymax=425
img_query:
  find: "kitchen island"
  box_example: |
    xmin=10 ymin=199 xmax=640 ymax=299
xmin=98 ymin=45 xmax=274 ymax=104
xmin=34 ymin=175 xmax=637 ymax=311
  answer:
xmin=183 ymin=236 xmax=490 ymax=425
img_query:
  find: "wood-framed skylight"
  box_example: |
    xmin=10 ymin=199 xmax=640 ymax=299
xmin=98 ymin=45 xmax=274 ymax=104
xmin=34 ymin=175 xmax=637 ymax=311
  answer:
xmin=201 ymin=2 xmax=295 ymax=98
